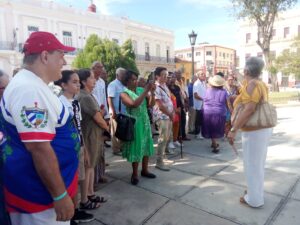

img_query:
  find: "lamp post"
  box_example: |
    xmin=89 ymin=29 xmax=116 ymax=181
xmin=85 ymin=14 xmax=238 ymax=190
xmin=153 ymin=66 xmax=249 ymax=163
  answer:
xmin=188 ymin=30 xmax=197 ymax=79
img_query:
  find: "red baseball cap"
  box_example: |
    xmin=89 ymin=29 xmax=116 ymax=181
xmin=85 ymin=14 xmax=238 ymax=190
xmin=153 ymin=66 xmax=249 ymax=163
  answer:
xmin=23 ymin=31 xmax=75 ymax=55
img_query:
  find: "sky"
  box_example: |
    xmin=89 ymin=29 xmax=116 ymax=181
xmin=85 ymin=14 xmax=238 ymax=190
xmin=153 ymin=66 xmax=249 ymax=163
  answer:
xmin=53 ymin=0 xmax=300 ymax=50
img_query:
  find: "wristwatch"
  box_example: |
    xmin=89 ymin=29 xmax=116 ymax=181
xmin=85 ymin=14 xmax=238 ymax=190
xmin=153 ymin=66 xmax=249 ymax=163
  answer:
xmin=230 ymin=127 xmax=236 ymax=132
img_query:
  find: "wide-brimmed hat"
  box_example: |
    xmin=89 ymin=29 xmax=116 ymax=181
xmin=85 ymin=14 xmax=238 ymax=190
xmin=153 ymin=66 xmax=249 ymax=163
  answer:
xmin=23 ymin=31 xmax=75 ymax=55
xmin=208 ymin=75 xmax=225 ymax=87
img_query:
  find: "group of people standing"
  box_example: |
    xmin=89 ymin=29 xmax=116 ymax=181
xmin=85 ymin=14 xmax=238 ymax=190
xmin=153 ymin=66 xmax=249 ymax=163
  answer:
xmin=184 ymin=70 xmax=240 ymax=154
xmin=0 ymin=30 xmax=274 ymax=225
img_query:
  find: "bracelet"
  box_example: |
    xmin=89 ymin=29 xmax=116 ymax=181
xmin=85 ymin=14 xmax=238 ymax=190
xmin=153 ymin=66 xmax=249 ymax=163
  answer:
xmin=53 ymin=191 xmax=67 ymax=201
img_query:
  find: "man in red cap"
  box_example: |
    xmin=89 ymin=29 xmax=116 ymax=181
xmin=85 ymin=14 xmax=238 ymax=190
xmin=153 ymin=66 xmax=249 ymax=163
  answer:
xmin=0 ymin=31 xmax=78 ymax=225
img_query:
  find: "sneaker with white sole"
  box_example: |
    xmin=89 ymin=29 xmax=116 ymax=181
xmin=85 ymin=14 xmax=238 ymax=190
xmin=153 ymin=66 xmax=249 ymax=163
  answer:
xmin=195 ymin=134 xmax=204 ymax=140
xmin=163 ymin=158 xmax=174 ymax=164
xmin=155 ymin=162 xmax=170 ymax=171
xmin=174 ymin=141 xmax=183 ymax=147
xmin=72 ymin=209 xmax=94 ymax=223
xmin=168 ymin=142 xmax=176 ymax=149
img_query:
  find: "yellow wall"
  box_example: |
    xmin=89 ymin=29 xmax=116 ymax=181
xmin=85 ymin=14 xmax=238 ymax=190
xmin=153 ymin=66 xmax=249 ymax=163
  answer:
xmin=175 ymin=61 xmax=193 ymax=83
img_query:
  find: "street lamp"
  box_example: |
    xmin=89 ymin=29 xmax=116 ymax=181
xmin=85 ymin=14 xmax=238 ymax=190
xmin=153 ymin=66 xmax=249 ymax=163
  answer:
xmin=188 ymin=30 xmax=197 ymax=79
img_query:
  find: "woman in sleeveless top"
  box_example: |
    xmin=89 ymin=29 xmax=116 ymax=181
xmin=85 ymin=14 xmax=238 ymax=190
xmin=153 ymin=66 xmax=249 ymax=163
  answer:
xmin=228 ymin=57 xmax=273 ymax=208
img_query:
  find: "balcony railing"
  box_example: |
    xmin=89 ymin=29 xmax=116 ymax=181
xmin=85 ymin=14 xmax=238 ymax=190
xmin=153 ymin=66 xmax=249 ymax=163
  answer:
xmin=0 ymin=43 xmax=175 ymax=64
xmin=135 ymin=54 xmax=175 ymax=63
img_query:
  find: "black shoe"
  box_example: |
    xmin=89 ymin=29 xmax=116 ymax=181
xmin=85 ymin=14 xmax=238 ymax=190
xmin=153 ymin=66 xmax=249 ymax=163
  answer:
xmin=212 ymin=149 xmax=220 ymax=154
xmin=113 ymin=151 xmax=122 ymax=156
xmin=131 ymin=175 xmax=139 ymax=185
xmin=72 ymin=209 xmax=94 ymax=223
xmin=141 ymin=171 xmax=156 ymax=178
xmin=71 ymin=220 xmax=78 ymax=225
xmin=104 ymin=141 xmax=111 ymax=148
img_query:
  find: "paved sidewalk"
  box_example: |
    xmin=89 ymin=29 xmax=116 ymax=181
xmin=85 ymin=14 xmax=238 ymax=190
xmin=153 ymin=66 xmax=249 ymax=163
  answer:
xmin=84 ymin=106 xmax=300 ymax=225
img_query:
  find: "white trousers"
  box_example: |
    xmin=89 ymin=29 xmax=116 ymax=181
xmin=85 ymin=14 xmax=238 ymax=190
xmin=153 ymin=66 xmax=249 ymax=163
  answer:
xmin=10 ymin=209 xmax=70 ymax=225
xmin=242 ymin=128 xmax=272 ymax=207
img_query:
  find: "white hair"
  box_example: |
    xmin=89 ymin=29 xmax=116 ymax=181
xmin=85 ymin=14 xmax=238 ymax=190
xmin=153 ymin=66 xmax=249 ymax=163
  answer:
xmin=245 ymin=57 xmax=265 ymax=78
xmin=116 ymin=67 xmax=126 ymax=76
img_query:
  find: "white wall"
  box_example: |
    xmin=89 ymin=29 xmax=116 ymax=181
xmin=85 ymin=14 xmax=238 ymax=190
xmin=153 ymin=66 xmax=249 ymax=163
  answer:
xmin=0 ymin=0 xmax=175 ymax=74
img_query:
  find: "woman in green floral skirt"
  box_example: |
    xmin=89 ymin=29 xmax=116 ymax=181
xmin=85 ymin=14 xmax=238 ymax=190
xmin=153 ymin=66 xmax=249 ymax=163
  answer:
xmin=120 ymin=70 xmax=156 ymax=185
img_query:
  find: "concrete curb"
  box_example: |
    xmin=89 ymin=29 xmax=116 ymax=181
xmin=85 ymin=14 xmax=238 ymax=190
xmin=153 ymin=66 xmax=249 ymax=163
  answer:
xmin=274 ymin=101 xmax=300 ymax=108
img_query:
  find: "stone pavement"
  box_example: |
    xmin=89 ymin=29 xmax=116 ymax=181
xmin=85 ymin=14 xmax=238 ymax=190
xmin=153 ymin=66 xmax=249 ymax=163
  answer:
xmin=84 ymin=106 xmax=300 ymax=225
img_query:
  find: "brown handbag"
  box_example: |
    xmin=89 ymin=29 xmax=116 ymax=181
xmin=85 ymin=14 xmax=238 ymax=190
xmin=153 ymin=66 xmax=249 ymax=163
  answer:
xmin=231 ymin=85 xmax=277 ymax=129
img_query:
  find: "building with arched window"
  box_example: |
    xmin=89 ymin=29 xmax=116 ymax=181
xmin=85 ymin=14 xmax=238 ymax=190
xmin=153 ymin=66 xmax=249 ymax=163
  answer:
xmin=0 ymin=0 xmax=175 ymax=76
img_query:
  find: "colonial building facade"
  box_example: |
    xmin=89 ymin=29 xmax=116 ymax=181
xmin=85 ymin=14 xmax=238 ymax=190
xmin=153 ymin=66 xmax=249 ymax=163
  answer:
xmin=0 ymin=0 xmax=175 ymax=76
xmin=238 ymin=9 xmax=300 ymax=86
xmin=175 ymin=44 xmax=236 ymax=81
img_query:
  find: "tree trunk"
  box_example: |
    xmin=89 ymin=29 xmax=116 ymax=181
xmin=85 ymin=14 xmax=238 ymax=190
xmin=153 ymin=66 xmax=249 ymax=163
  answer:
xmin=263 ymin=50 xmax=279 ymax=92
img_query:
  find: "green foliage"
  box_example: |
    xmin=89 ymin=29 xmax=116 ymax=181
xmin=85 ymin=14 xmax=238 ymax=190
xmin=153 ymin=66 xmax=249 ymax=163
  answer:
xmin=231 ymin=0 xmax=298 ymax=91
xmin=72 ymin=35 xmax=139 ymax=82
xmin=232 ymin=0 xmax=297 ymax=52
xmin=232 ymin=0 xmax=297 ymax=20
xmin=269 ymin=91 xmax=299 ymax=104
xmin=274 ymin=37 xmax=300 ymax=79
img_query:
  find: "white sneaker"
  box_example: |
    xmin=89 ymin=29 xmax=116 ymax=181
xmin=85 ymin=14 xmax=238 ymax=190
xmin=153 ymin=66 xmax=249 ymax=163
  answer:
xmin=174 ymin=141 xmax=183 ymax=147
xmin=196 ymin=134 xmax=204 ymax=140
xmin=155 ymin=162 xmax=170 ymax=171
xmin=163 ymin=158 xmax=174 ymax=164
xmin=168 ymin=142 xmax=176 ymax=149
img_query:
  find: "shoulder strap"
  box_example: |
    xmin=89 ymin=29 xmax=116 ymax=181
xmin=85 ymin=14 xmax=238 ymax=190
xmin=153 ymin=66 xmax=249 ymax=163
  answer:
xmin=119 ymin=96 xmax=121 ymax=113
xmin=248 ymin=80 xmax=266 ymax=104
xmin=158 ymin=85 xmax=169 ymax=98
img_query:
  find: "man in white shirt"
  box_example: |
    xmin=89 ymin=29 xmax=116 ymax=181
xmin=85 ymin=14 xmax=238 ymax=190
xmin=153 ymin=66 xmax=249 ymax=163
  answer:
xmin=107 ymin=68 xmax=126 ymax=155
xmin=1 ymin=31 xmax=77 ymax=225
xmin=91 ymin=61 xmax=109 ymax=119
xmin=193 ymin=72 xmax=207 ymax=139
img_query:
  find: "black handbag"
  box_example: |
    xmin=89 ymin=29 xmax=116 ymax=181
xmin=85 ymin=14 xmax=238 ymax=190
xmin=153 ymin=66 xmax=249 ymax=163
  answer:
xmin=115 ymin=97 xmax=136 ymax=141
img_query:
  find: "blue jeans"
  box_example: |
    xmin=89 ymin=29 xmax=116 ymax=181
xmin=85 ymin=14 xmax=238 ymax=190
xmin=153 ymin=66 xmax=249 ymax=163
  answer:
xmin=0 ymin=153 xmax=11 ymax=225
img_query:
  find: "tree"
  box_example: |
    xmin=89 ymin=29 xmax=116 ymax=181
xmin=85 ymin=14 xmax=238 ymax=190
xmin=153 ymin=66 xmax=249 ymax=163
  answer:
xmin=232 ymin=0 xmax=298 ymax=91
xmin=274 ymin=37 xmax=300 ymax=79
xmin=72 ymin=34 xmax=139 ymax=82
xmin=120 ymin=39 xmax=139 ymax=76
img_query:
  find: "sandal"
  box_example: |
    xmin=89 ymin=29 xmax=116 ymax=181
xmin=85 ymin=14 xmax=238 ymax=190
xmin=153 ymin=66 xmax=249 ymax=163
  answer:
xmin=211 ymin=143 xmax=220 ymax=153
xmin=239 ymin=196 xmax=252 ymax=207
xmin=88 ymin=195 xmax=108 ymax=203
xmin=98 ymin=177 xmax=108 ymax=183
xmin=211 ymin=143 xmax=219 ymax=149
xmin=80 ymin=199 xmax=100 ymax=210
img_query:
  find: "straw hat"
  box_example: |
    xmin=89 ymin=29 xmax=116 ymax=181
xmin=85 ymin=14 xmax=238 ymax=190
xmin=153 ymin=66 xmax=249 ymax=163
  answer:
xmin=208 ymin=75 xmax=225 ymax=87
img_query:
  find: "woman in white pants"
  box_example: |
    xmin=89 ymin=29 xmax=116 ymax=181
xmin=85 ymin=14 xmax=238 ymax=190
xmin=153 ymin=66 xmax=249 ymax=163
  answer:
xmin=228 ymin=57 xmax=273 ymax=208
